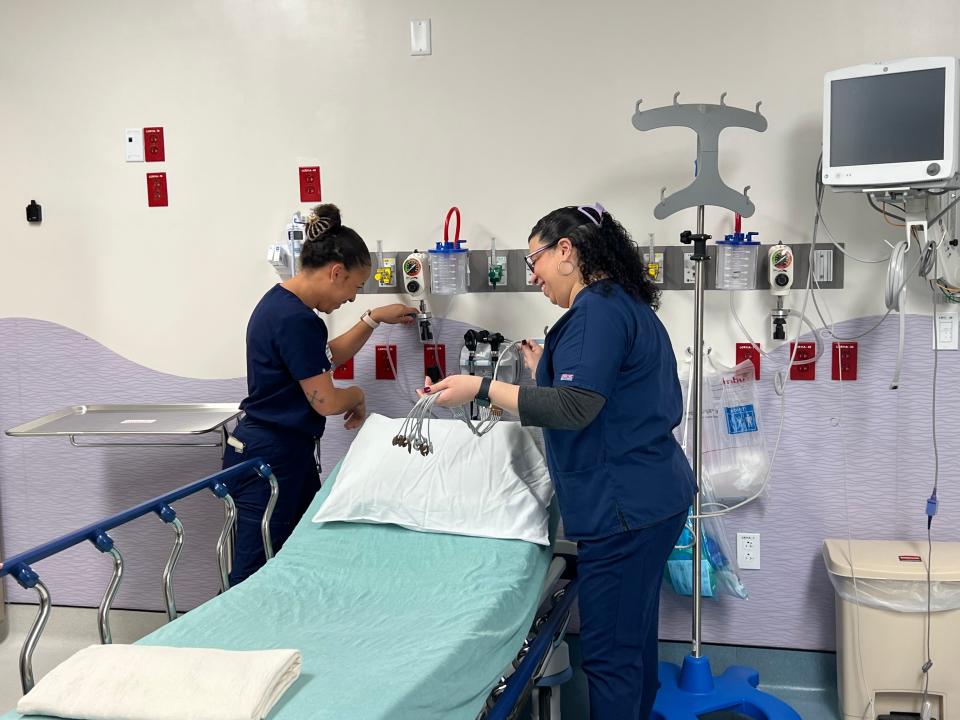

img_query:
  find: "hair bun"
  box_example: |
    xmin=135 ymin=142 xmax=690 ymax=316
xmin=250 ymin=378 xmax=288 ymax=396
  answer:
xmin=306 ymin=203 xmax=342 ymax=240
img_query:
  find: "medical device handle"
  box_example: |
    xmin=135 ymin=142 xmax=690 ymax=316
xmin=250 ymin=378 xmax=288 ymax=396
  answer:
xmin=444 ymin=206 xmax=461 ymax=244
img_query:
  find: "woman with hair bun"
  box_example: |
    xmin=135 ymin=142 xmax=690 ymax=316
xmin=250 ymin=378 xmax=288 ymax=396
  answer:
xmin=223 ymin=203 xmax=416 ymax=585
xmin=422 ymin=203 xmax=694 ymax=719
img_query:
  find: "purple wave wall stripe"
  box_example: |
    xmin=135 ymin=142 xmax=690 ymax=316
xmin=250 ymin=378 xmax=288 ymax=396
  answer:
xmin=1 ymin=313 xmax=957 ymax=651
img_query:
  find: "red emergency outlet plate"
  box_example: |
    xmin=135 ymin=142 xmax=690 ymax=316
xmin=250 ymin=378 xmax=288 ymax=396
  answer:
xmin=424 ymin=344 xmax=446 ymax=377
xmin=735 ymin=342 xmax=760 ymax=380
xmin=147 ymin=172 xmax=168 ymax=207
xmin=375 ymin=345 xmax=398 ymax=380
xmin=333 ymin=358 xmax=354 ymax=380
xmin=789 ymin=342 xmax=817 ymax=381
xmin=832 ymin=342 xmax=858 ymax=381
xmin=299 ymin=166 xmax=321 ymax=203
xmin=143 ymin=127 xmax=165 ymax=162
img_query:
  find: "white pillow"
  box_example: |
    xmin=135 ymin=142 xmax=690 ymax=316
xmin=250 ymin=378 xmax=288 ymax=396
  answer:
xmin=313 ymin=414 xmax=553 ymax=545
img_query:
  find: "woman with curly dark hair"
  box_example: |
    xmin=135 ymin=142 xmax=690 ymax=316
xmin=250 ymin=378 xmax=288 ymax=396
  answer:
xmin=423 ymin=203 xmax=694 ymax=719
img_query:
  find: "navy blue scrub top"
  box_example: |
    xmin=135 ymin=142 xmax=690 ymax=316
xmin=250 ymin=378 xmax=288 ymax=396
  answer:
xmin=239 ymin=284 xmax=332 ymax=438
xmin=536 ymin=280 xmax=695 ymax=540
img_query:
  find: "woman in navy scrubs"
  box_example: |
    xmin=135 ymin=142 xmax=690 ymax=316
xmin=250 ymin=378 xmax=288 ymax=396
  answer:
xmin=423 ymin=204 xmax=694 ymax=719
xmin=224 ymin=204 xmax=416 ymax=586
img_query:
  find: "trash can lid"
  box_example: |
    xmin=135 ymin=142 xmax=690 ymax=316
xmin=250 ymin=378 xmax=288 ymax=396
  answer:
xmin=823 ymin=539 xmax=960 ymax=582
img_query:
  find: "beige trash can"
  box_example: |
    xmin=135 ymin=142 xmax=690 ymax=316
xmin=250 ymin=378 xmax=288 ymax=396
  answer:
xmin=823 ymin=539 xmax=960 ymax=720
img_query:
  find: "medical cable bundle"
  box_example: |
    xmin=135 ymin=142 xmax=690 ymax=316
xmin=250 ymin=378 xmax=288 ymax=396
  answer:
xmin=392 ymin=391 xmax=502 ymax=456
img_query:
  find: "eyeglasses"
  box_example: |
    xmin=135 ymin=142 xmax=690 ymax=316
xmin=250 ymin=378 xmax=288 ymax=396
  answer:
xmin=524 ymin=240 xmax=559 ymax=274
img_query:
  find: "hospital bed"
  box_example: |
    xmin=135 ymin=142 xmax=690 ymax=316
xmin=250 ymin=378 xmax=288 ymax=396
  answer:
xmin=0 ymin=458 xmax=578 ymax=720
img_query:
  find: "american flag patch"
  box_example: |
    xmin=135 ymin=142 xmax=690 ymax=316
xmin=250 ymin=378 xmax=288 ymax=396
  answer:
xmin=560 ymin=373 xmax=575 ymax=381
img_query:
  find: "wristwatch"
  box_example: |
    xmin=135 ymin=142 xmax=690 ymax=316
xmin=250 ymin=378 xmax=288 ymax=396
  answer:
xmin=361 ymin=309 xmax=380 ymax=329
xmin=475 ymin=376 xmax=493 ymax=408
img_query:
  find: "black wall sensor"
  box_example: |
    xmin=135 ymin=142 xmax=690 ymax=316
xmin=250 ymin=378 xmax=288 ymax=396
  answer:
xmin=26 ymin=200 xmax=42 ymax=223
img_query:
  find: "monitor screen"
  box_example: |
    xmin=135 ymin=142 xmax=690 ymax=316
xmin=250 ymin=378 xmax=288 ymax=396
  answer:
xmin=830 ymin=68 xmax=945 ymax=167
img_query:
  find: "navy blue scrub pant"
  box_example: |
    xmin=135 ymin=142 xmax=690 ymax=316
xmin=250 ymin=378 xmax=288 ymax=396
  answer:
xmin=221 ymin=421 xmax=320 ymax=586
xmin=577 ymin=510 xmax=688 ymax=720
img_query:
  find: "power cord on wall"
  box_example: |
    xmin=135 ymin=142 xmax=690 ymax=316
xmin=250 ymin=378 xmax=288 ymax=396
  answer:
xmin=918 ymin=250 xmax=942 ymax=720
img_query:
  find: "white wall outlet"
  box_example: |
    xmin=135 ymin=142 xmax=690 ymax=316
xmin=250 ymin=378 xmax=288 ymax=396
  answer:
xmin=410 ymin=19 xmax=431 ymax=55
xmin=683 ymin=252 xmax=696 ymax=285
xmin=737 ymin=532 xmax=760 ymax=570
xmin=934 ymin=310 xmax=959 ymax=350
xmin=125 ymin=128 xmax=144 ymax=162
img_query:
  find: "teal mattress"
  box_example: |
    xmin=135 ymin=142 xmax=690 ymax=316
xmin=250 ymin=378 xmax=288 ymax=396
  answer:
xmin=5 ymin=463 xmax=553 ymax=719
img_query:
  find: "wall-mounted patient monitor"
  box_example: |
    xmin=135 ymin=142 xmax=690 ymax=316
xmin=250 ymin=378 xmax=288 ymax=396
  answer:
xmin=823 ymin=56 xmax=960 ymax=189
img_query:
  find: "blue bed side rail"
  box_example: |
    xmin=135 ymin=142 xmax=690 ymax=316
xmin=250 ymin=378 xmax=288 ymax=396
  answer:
xmin=0 ymin=458 xmax=270 ymax=588
xmin=486 ymin=576 xmax=582 ymax=720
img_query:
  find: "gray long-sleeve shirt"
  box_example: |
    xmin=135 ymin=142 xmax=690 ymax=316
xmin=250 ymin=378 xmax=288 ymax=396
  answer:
xmin=517 ymin=385 xmax=605 ymax=431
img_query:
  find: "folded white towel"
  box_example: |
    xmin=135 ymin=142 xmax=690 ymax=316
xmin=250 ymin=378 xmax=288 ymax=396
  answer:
xmin=17 ymin=644 xmax=302 ymax=720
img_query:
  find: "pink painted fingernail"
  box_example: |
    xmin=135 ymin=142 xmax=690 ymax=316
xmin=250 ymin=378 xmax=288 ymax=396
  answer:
xmin=423 ymin=387 xmax=432 ymax=393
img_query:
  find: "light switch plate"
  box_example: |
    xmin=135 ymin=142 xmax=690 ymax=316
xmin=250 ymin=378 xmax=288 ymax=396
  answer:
xmin=410 ymin=18 xmax=431 ymax=55
xmin=125 ymin=128 xmax=144 ymax=162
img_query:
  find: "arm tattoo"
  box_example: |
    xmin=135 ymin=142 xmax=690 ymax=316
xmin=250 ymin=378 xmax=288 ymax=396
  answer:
xmin=308 ymin=389 xmax=325 ymax=409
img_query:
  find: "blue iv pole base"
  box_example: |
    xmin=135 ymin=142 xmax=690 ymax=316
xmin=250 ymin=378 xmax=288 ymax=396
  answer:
xmin=651 ymin=655 xmax=802 ymax=719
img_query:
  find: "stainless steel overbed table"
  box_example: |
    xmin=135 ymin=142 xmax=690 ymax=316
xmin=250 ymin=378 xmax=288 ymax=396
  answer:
xmin=5 ymin=404 xmax=242 ymax=448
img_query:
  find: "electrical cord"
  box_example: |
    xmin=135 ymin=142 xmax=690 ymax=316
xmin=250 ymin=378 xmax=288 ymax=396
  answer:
xmin=919 ymin=256 xmax=942 ymax=719
xmin=866 ymin=193 xmax=906 ymax=223
xmin=929 ymin=192 xmax=960 ymax=225
xmin=861 ymin=180 xmax=960 ymax=227
xmin=888 ymin=238 xmax=912 ymax=390
xmin=728 ymin=293 xmax=824 ymax=368
xmin=810 ymin=239 xmax=923 ymax=343
xmin=493 ymin=341 xmax=523 ymax=383
xmin=809 ymin=152 xmax=925 ymax=346
xmin=814 ymin=154 xmax=891 ymax=265
xmin=885 ymin=240 xmax=910 ymax=311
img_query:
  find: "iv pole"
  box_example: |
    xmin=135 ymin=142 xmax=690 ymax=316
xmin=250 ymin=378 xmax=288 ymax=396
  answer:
xmin=633 ymin=93 xmax=801 ymax=719
xmin=686 ymin=206 xmax=709 ymax=658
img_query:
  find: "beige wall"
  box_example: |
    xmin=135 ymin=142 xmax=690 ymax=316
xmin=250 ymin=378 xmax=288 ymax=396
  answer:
xmin=2 ymin=0 xmax=958 ymax=378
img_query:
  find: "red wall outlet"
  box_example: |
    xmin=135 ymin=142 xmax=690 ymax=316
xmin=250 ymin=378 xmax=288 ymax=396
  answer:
xmin=146 ymin=172 xmax=168 ymax=207
xmin=333 ymin=358 xmax=354 ymax=380
xmin=832 ymin=342 xmax=858 ymax=381
xmin=143 ymin=127 xmax=165 ymax=162
xmin=375 ymin=345 xmax=398 ymax=380
xmin=735 ymin=342 xmax=761 ymax=380
xmin=789 ymin=342 xmax=817 ymax=381
xmin=424 ymin=344 xmax=446 ymax=378
xmin=299 ymin=166 xmax=321 ymax=203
